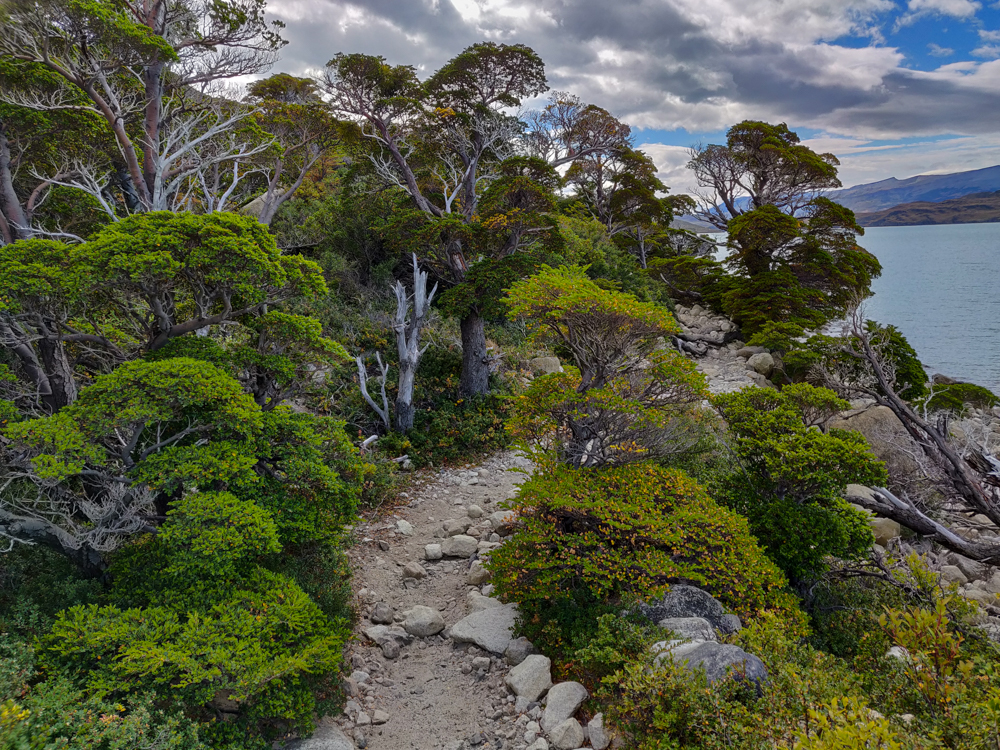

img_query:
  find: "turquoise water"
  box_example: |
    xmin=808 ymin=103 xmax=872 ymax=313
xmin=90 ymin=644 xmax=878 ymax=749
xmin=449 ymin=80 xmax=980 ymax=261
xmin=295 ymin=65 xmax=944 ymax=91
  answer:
xmin=861 ymin=223 xmax=1000 ymax=392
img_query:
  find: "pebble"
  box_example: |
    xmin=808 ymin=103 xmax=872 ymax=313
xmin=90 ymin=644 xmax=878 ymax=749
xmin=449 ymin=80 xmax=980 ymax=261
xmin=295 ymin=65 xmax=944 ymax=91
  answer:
xmin=402 ymin=561 xmax=427 ymax=579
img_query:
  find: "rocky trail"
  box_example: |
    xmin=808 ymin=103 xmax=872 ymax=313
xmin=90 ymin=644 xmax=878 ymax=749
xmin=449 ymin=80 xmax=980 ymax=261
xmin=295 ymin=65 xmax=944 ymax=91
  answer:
xmin=284 ymin=451 xmax=608 ymax=750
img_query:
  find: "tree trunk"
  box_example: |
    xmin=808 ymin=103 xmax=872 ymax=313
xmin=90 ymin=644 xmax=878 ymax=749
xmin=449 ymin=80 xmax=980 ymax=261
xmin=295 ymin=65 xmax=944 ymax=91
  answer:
xmin=459 ymin=311 xmax=490 ymax=397
xmin=0 ymin=127 xmax=30 ymax=241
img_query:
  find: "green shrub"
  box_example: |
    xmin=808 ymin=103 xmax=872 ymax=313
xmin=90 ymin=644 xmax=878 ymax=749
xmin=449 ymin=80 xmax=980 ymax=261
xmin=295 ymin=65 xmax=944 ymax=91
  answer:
xmin=1 ymin=678 xmax=206 ymax=750
xmin=487 ymin=462 xmax=805 ymax=657
xmin=41 ymin=568 xmax=344 ymax=739
xmin=924 ymin=382 xmax=998 ymax=415
xmin=712 ymin=385 xmax=887 ymax=581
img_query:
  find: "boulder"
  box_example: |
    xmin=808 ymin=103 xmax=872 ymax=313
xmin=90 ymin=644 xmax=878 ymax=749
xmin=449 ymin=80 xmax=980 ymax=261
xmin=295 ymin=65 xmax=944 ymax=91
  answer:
xmin=468 ymin=560 xmax=491 ymax=585
xmin=283 ymin=723 xmax=354 ymax=750
xmin=529 ymin=357 xmax=563 ymax=375
xmin=402 ymin=605 xmax=445 ymax=637
xmin=504 ymin=654 xmax=552 ymax=701
xmin=588 ymin=713 xmax=610 ymax=750
xmin=746 ymin=352 xmax=775 ymax=376
xmin=441 ymin=534 xmax=479 ymax=558
xmin=450 ymin=602 xmax=518 ymax=654
xmin=548 ymin=718 xmax=585 ymax=750
xmin=941 ymin=565 xmax=969 ymax=585
xmin=955 ymin=555 xmax=988 ymax=582
xmin=718 ymin=614 xmax=743 ymax=634
xmin=639 ymin=585 xmax=727 ymax=630
xmin=540 ymin=682 xmax=589 ymax=732
xmin=736 ymin=346 xmax=766 ymax=360
xmin=870 ymin=518 xmax=901 ymax=547
xmin=828 ymin=406 xmax=920 ymax=476
xmin=467 ymin=590 xmax=503 ymax=613
xmin=505 ymin=636 xmax=537 ymax=666
xmin=657 ymin=641 xmax=768 ymax=689
xmin=657 ymin=616 xmax=717 ymax=642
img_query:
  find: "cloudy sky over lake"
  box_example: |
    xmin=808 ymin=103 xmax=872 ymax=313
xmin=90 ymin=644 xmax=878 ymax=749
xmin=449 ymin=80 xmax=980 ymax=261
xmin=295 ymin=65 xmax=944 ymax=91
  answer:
xmin=265 ymin=0 xmax=1000 ymax=192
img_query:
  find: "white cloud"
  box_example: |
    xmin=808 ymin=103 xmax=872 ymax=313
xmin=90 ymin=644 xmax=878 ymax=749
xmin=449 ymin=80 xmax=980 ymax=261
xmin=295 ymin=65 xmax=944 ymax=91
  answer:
xmin=263 ymin=0 xmax=1000 ymax=186
xmin=928 ymin=43 xmax=955 ymax=56
xmin=897 ymin=0 xmax=981 ymax=26
xmin=973 ymin=44 xmax=1000 ymax=57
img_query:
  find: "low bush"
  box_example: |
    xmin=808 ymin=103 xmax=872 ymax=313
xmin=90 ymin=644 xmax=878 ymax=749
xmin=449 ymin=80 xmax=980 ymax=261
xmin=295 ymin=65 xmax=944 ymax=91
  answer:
xmin=712 ymin=385 xmax=887 ymax=582
xmin=924 ymin=382 xmax=999 ymax=415
xmin=487 ymin=461 xmax=805 ymax=658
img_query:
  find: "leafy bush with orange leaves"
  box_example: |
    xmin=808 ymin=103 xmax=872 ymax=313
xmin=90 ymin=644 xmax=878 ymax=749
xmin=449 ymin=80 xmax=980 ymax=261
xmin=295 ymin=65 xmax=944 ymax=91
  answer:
xmin=487 ymin=461 xmax=805 ymax=656
xmin=505 ymin=265 xmax=708 ymax=467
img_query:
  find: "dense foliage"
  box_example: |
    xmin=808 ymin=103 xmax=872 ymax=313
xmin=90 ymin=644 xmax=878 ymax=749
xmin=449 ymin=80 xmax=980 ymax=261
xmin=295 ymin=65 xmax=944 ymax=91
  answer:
xmin=488 ymin=462 xmax=805 ymax=658
xmin=712 ymin=384 xmax=888 ymax=581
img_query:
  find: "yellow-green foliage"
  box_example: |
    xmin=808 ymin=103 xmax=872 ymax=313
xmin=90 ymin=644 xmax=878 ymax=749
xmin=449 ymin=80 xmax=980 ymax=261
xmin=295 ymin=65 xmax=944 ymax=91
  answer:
xmin=487 ymin=462 xmax=805 ymax=650
xmin=793 ymin=698 xmax=906 ymax=750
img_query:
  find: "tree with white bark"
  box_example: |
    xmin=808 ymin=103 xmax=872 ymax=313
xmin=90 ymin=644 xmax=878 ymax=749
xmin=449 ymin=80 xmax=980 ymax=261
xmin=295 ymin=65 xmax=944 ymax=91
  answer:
xmin=0 ymin=0 xmax=284 ymax=218
xmin=356 ymin=254 xmax=437 ymax=434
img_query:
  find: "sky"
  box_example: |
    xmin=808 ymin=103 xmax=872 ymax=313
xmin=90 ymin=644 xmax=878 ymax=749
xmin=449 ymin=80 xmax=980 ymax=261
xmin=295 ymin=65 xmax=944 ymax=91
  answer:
xmin=263 ymin=0 xmax=1000 ymax=193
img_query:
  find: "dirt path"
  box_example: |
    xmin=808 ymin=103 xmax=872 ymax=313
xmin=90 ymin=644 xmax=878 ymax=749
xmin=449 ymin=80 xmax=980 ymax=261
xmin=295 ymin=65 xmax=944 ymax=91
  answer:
xmin=292 ymin=451 xmax=544 ymax=750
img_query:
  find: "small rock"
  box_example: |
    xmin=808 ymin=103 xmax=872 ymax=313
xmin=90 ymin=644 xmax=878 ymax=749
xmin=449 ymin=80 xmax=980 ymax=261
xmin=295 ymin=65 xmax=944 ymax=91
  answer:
xmin=527 ymin=740 xmax=549 ymax=750
xmin=355 ymin=711 xmax=371 ymax=726
xmin=441 ymin=534 xmax=479 ymax=558
xmin=424 ymin=543 xmax=443 ymax=561
xmin=588 ymin=713 xmax=610 ymax=750
xmin=489 ymin=510 xmax=517 ymax=535
xmin=472 ymin=656 xmax=492 ymax=671
xmin=370 ymin=602 xmax=393 ymax=624
xmin=377 ymin=540 xmax=390 ymax=551
xmin=395 ymin=520 xmax=414 ymax=536
xmin=468 ymin=504 xmax=484 ymax=519
xmin=402 ymin=605 xmax=445 ymax=637
xmin=380 ymin=639 xmax=400 ymax=659
xmin=444 ymin=518 xmax=473 ymax=536
xmin=371 ymin=710 xmax=389 ymax=725
xmin=468 ymin=560 xmax=491 ymax=585
xmin=548 ymin=718 xmax=585 ymax=750
xmin=886 ymin=646 xmax=909 ymax=662
xmin=505 ymin=654 xmax=553 ymax=701
xmin=353 ymin=728 xmax=367 ymax=748
xmin=541 ymin=682 xmax=589 ymax=732
xmin=505 ymin=636 xmax=537 ymax=666
xmin=402 ymin=561 xmax=427 ymax=580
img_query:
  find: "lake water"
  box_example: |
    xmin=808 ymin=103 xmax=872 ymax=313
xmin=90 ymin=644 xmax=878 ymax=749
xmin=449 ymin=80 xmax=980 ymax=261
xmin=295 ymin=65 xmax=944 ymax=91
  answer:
xmin=860 ymin=223 xmax=1000 ymax=392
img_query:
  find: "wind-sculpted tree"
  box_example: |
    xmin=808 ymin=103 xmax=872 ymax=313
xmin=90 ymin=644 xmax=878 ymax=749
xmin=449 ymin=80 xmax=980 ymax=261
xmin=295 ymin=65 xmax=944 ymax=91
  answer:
xmin=0 ymin=211 xmax=326 ymax=413
xmin=505 ymin=265 xmax=707 ymax=467
xmin=0 ymin=211 xmax=354 ymax=563
xmin=319 ymin=45 xmax=629 ymax=396
xmin=684 ymin=121 xmax=881 ymax=337
xmin=0 ymin=0 xmax=285 ymax=215
xmin=0 ymin=210 xmax=361 ymax=740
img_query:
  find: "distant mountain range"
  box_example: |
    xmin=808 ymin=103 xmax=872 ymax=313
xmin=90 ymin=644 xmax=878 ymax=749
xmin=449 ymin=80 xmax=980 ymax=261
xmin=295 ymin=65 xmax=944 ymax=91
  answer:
xmin=831 ymin=165 xmax=1000 ymax=214
xmin=856 ymin=190 xmax=1000 ymax=227
xmin=670 ymin=164 xmax=1000 ymax=230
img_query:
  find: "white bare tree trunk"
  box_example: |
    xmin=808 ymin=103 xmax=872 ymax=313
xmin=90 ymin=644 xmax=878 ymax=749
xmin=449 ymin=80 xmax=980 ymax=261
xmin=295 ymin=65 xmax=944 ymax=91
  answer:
xmin=393 ymin=254 xmax=437 ymax=432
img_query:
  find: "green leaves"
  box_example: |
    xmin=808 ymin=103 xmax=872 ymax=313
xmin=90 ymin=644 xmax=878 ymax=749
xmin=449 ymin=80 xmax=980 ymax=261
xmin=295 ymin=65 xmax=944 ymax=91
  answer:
xmin=160 ymin=492 xmax=281 ymax=578
xmin=712 ymin=385 xmax=888 ymax=581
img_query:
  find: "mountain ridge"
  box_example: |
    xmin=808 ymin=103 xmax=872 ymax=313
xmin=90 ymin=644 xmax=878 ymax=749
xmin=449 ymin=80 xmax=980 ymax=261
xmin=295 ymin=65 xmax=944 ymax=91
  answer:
xmin=856 ymin=190 xmax=1000 ymax=227
xmin=831 ymin=164 xmax=1000 ymax=214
